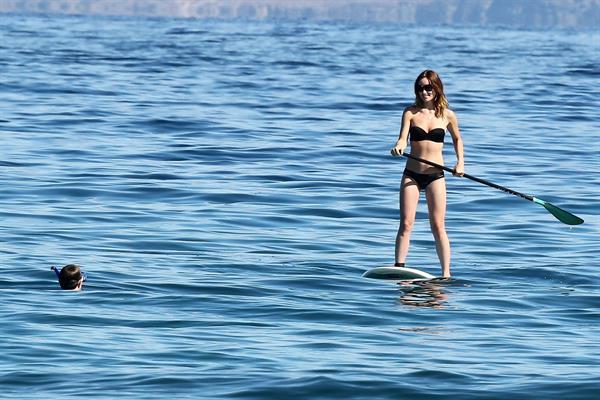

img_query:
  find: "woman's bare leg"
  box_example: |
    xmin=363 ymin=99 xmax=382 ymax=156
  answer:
xmin=426 ymin=178 xmax=451 ymax=277
xmin=395 ymin=177 xmax=420 ymax=265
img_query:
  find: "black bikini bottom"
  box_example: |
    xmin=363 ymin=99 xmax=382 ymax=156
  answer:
xmin=403 ymin=168 xmax=445 ymax=190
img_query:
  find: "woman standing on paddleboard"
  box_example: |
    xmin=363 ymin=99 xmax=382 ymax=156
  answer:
xmin=390 ymin=70 xmax=464 ymax=278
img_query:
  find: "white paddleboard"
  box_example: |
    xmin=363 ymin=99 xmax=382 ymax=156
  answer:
xmin=363 ymin=266 xmax=435 ymax=281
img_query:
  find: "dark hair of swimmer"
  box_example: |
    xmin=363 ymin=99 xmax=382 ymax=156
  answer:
xmin=51 ymin=264 xmax=86 ymax=290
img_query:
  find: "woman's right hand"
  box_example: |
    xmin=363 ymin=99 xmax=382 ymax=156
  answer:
xmin=390 ymin=140 xmax=406 ymax=156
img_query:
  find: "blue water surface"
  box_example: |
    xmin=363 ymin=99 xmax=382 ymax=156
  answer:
xmin=0 ymin=14 xmax=599 ymax=399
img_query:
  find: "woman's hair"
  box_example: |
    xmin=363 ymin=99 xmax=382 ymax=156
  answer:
xmin=414 ymin=70 xmax=449 ymax=118
xmin=59 ymin=264 xmax=83 ymax=290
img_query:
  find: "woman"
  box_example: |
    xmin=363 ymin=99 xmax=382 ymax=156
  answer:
xmin=390 ymin=70 xmax=464 ymax=278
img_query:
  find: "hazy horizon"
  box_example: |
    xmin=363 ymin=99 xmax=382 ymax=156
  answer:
xmin=1 ymin=0 xmax=599 ymax=29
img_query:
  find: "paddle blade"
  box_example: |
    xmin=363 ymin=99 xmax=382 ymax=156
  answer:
xmin=533 ymin=198 xmax=584 ymax=225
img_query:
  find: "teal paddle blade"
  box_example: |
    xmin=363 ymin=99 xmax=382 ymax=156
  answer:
xmin=533 ymin=198 xmax=584 ymax=225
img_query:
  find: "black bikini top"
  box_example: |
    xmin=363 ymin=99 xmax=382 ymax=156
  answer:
xmin=409 ymin=125 xmax=445 ymax=143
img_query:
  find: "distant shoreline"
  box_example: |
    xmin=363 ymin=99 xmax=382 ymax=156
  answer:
xmin=1 ymin=0 xmax=599 ymax=29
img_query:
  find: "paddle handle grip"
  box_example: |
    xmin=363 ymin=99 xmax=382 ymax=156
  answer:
xmin=400 ymin=153 xmax=534 ymax=202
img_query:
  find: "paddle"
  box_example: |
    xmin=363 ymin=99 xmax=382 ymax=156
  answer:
xmin=398 ymin=153 xmax=584 ymax=225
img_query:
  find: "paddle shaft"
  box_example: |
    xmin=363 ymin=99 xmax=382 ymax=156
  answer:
xmin=401 ymin=153 xmax=534 ymax=202
xmin=399 ymin=153 xmax=583 ymax=225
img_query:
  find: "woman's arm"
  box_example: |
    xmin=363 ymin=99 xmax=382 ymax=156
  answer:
xmin=391 ymin=107 xmax=412 ymax=156
xmin=446 ymin=109 xmax=464 ymax=176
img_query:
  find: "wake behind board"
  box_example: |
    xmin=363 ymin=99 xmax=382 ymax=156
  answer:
xmin=363 ymin=266 xmax=435 ymax=281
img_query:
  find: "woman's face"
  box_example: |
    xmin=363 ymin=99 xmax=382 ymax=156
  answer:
xmin=416 ymin=77 xmax=435 ymax=102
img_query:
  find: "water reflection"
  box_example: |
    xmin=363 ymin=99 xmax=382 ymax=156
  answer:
xmin=396 ymin=279 xmax=450 ymax=309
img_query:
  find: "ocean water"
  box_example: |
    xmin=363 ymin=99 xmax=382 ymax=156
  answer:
xmin=0 ymin=13 xmax=599 ymax=399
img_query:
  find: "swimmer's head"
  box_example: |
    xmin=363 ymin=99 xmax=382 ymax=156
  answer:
xmin=51 ymin=264 xmax=86 ymax=291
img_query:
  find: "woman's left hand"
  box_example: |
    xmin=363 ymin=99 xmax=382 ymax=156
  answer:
xmin=453 ymin=161 xmax=465 ymax=176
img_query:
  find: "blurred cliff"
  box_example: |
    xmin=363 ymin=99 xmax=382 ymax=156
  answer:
xmin=1 ymin=0 xmax=598 ymax=28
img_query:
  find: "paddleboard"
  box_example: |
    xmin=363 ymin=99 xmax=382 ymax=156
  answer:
xmin=363 ymin=266 xmax=435 ymax=281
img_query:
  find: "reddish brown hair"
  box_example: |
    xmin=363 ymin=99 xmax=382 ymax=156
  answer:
xmin=414 ymin=70 xmax=449 ymax=118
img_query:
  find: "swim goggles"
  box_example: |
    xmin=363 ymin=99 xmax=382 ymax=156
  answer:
xmin=51 ymin=266 xmax=87 ymax=282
